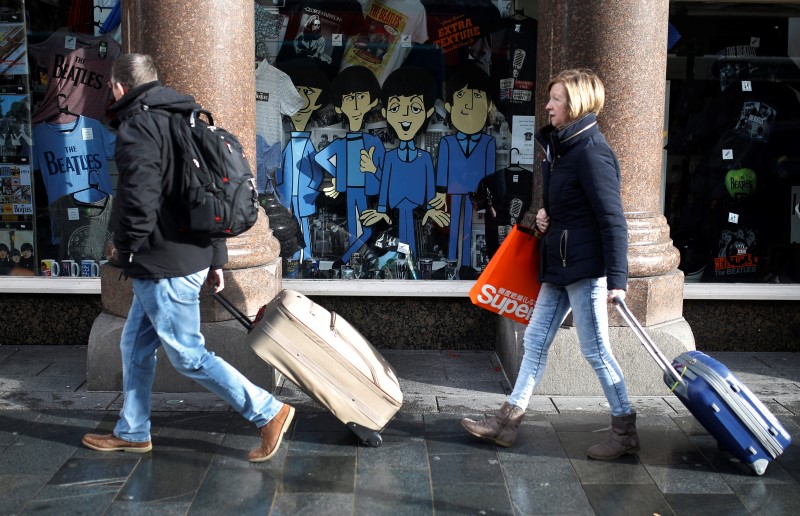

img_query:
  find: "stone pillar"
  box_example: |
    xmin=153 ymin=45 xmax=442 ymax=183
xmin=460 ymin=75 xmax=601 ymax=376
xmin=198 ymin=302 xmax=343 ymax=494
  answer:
xmin=496 ymin=0 xmax=695 ymax=395
xmin=87 ymin=0 xmax=282 ymax=392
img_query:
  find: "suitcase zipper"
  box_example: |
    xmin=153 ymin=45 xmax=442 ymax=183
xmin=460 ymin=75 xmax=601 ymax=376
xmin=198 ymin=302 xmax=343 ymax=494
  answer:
xmin=680 ymin=356 xmax=784 ymax=458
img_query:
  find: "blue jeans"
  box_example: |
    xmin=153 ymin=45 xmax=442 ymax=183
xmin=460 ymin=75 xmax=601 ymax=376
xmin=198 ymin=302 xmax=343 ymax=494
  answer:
xmin=114 ymin=270 xmax=284 ymax=442
xmin=508 ymin=277 xmax=632 ymax=417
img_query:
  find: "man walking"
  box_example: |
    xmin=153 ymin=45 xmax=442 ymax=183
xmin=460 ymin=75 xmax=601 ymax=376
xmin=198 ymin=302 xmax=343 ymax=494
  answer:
xmin=82 ymin=53 xmax=293 ymax=463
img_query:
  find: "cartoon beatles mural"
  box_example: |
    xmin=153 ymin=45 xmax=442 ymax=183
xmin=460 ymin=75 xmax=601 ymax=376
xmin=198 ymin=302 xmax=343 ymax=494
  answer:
xmin=360 ymin=67 xmax=449 ymax=257
xmin=429 ymin=64 xmax=496 ymax=277
xmin=314 ymin=65 xmax=386 ymax=266
xmin=276 ymin=60 xmax=329 ymax=260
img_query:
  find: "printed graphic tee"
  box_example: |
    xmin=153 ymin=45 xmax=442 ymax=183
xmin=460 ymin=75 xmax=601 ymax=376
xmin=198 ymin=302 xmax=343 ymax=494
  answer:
xmin=277 ymin=0 xmax=366 ymax=80
xmin=491 ymin=17 xmax=537 ymax=120
xmin=340 ymin=0 xmax=428 ymax=84
xmin=31 ymin=116 xmax=116 ymax=205
xmin=422 ymin=0 xmax=500 ymax=73
xmin=49 ymin=194 xmax=115 ymax=262
xmin=28 ymin=31 xmax=120 ymax=124
xmin=475 ymin=166 xmax=532 ymax=257
xmin=255 ymin=2 xmax=291 ymax=64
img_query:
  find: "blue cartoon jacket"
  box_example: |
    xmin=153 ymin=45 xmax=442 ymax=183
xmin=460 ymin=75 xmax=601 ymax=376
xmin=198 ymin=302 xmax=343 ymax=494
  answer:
xmin=534 ymin=113 xmax=628 ymax=290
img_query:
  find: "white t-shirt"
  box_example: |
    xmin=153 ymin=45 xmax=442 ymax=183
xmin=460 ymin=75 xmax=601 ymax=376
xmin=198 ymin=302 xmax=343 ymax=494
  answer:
xmin=255 ymin=60 xmax=304 ymax=191
xmin=255 ymin=59 xmax=304 ymax=146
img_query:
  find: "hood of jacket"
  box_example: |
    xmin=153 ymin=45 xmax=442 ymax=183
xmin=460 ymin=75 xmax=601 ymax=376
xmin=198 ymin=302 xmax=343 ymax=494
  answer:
xmin=110 ymin=81 xmax=201 ymax=127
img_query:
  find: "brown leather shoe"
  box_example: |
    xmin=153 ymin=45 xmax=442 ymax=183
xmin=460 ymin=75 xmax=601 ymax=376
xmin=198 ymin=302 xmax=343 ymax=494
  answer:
xmin=248 ymin=404 xmax=295 ymax=463
xmin=82 ymin=433 xmax=152 ymax=453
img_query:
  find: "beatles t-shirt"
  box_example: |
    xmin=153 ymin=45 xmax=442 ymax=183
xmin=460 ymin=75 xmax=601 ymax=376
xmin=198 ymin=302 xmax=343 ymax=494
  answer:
xmin=28 ymin=31 xmax=121 ymax=124
xmin=31 ymin=116 xmax=115 ymax=205
xmin=340 ymin=0 xmax=428 ymax=84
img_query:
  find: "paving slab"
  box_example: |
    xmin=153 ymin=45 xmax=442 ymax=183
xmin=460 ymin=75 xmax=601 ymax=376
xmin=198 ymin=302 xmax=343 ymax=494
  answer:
xmin=0 ymin=347 xmax=799 ymax=515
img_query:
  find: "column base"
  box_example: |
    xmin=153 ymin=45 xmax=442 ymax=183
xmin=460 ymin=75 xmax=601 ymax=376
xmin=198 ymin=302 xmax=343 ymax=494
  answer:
xmin=495 ymin=270 xmax=695 ymax=396
xmin=496 ymin=316 xmax=695 ymax=396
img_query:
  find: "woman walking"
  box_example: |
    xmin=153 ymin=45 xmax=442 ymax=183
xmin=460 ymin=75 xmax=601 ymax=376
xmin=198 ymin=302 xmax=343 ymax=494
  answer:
xmin=462 ymin=69 xmax=639 ymax=460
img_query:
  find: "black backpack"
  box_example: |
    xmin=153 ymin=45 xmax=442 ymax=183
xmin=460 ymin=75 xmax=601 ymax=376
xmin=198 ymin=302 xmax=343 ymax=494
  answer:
xmin=167 ymin=108 xmax=259 ymax=238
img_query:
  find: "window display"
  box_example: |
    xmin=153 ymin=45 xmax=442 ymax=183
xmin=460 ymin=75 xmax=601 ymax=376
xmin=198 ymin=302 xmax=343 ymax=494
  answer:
xmin=665 ymin=3 xmax=800 ymax=284
xmin=10 ymin=1 xmax=795 ymax=288
xmin=264 ymin=0 xmax=538 ymax=280
xmin=4 ymin=0 xmax=122 ymax=278
xmin=0 ymin=2 xmax=35 ymax=277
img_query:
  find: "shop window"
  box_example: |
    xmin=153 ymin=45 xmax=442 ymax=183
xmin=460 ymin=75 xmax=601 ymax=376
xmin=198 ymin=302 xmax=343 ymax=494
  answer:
xmin=0 ymin=0 xmax=120 ymax=279
xmin=256 ymin=0 xmax=538 ymax=281
xmin=666 ymin=3 xmax=800 ymax=284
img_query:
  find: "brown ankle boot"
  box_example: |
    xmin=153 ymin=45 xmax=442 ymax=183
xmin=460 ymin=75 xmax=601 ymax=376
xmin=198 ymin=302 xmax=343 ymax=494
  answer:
xmin=586 ymin=411 xmax=640 ymax=460
xmin=461 ymin=402 xmax=525 ymax=447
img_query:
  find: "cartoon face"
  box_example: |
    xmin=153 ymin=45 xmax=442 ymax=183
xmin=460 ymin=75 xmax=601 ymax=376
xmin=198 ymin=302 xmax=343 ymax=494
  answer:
xmin=384 ymin=95 xmax=431 ymax=141
xmin=446 ymin=86 xmax=491 ymax=135
xmin=546 ymin=81 xmax=570 ymax=129
xmin=290 ymin=85 xmax=324 ymax=130
xmin=337 ymin=91 xmax=377 ymax=131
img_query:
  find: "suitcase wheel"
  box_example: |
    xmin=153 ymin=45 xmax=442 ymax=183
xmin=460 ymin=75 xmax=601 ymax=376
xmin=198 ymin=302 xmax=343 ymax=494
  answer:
xmin=366 ymin=432 xmax=383 ymax=448
xmin=347 ymin=422 xmax=383 ymax=448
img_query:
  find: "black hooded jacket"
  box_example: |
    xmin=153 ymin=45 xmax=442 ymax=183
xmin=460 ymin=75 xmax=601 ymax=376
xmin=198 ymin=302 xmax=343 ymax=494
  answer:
xmin=535 ymin=113 xmax=628 ymax=290
xmin=110 ymin=81 xmax=227 ymax=279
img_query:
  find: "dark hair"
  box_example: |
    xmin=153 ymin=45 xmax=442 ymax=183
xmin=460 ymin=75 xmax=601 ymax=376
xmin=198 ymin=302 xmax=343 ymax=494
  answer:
xmin=20 ymin=242 xmax=33 ymax=253
xmin=111 ymin=53 xmax=159 ymax=90
xmin=9 ymin=248 xmax=20 ymax=257
xmin=446 ymin=63 xmax=493 ymax=105
xmin=279 ymin=58 xmax=329 ymax=107
xmin=381 ymin=67 xmax=437 ymax=111
xmin=328 ymin=66 xmax=380 ymax=109
xmin=0 ymin=243 xmax=8 ymax=252
xmin=381 ymin=67 xmax=437 ymax=135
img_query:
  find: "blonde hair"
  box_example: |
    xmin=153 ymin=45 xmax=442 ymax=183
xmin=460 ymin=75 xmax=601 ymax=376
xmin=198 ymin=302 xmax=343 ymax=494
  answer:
xmin=547 ymin=69 xmax=605 ymax=122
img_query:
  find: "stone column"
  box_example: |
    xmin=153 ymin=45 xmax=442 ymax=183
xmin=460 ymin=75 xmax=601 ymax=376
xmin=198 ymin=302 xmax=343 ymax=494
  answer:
xmin=495 ymin=0 xmax=695 ymax=395
xmin=87 ymin=0 xmax=282 ymax=391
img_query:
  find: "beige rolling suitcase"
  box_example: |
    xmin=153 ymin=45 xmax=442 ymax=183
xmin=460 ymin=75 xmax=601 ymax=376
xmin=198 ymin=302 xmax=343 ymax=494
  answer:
xmin=214 ymin=289 xmax=403 ymax=446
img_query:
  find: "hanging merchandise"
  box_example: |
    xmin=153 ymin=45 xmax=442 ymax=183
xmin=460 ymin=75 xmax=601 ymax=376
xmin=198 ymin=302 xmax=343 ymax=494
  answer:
xmin=28 ymin=30 xmax=121 ymax=124
xmin=48 ymin=192 xmax=115 ymax=262
xmin=473 ymin=158 xmax=533 ymax=258
xmin=339 ymin=0 xmax=429 ymax=84
xmin=31 ymin=115 xmax=115 ymax=207
xmin=422 ymin=0 xmax=501 ymax=75
xmin=276 ymin=0 xmax=367 ymax=80
xmin=255 ymin=58 xmax=304 ymax=193
xmin=489 ymin=11 xmax=537 ymax=120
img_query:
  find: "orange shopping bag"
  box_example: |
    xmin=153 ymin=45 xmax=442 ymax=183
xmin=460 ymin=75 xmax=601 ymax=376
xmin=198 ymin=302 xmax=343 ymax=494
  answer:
xmin=469 ymin=224 xmax=541 ymax=325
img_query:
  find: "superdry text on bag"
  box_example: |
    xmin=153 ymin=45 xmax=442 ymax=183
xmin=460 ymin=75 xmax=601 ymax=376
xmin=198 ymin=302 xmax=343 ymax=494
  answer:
xmin=169 ymin=109 xmax=259 ymax=237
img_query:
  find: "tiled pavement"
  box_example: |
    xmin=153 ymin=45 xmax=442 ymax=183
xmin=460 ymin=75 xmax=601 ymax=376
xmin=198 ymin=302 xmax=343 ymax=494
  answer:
xmin=1 ymin=345 xmax=800 ymax=515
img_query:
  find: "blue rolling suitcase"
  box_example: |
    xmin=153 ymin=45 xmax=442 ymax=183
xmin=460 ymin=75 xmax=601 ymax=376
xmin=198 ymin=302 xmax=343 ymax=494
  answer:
xmin=614 ymin=298 xmax=791 ymax=475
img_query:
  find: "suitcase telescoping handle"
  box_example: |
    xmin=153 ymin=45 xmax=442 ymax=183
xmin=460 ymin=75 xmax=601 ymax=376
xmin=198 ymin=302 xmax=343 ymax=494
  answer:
xmin=211 ymin=291 xmax=254 ymax=332
xmin=612 ymin=297 xmax=685 ymax=387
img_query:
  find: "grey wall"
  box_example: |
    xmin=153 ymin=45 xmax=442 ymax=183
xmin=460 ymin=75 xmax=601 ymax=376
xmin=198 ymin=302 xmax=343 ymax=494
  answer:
xmin=1 ymin=294 xmax=798 ymax=351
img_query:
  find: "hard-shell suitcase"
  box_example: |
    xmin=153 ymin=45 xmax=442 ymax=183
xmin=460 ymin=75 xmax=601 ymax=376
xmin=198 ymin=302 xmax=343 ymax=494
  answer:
xmin=214 ymin=289 xmax=403 ymax=447
xmin=614 ymin=298 xmax=791 ymax=475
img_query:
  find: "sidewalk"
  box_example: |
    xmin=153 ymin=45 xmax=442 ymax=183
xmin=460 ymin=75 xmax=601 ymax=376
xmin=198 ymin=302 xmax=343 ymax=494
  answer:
xmin=1 ymin=345 xmax=799 ymax=515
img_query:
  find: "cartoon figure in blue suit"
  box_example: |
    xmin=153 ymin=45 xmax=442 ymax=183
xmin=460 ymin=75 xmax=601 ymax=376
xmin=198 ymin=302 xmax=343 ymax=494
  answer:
xmin=429 ymin=64 xmax=496 ymax=275
xmin=360 ymin=67 xmax=449 ymax=258
xmin=314 ymin=66 xmax=385 ymax=266
xmin=277 ymin=61 xmax=329 ymax=259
